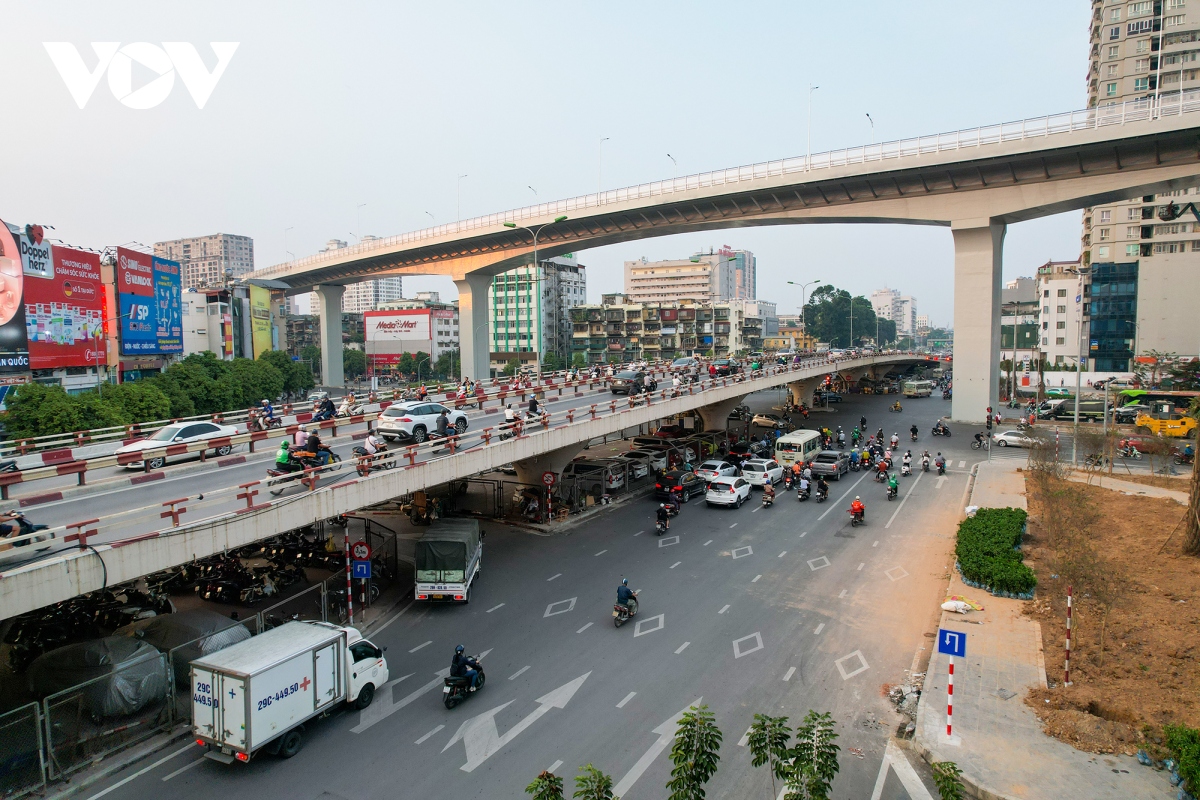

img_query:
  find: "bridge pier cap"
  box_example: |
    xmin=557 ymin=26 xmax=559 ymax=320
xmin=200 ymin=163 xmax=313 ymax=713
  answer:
xmin=950 ymin=219 xmax=1004 ymax=424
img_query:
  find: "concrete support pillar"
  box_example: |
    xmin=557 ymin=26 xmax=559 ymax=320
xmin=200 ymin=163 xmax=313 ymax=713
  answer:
xmin=454 ymin=273 xmax=493 ymax=383
xmin=950 ymin=220 xmax=1006 ymax=424
xmin=788 ymin=377 xmax=824 ymax=408
xmin=512 ymin=443 xmax=582 ymax=487
xmin=314 ymin=284 xmax=345 ymax=388
xmin=695 ymin=396 xmax=748 ymax=433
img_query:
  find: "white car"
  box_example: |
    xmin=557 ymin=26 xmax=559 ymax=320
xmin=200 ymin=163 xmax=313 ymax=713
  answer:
xmin=706 ymin=476 xmax=752 ymax=508
xmin=608 ymin=455 xmax=649 ymax=480
xmin=740 ymin=458 xmax=784 ymax=487
xmin=993 ymin=430 xmax=1038 ymax=448
xmin=116 ymin=421 xmax=240 ymax=470
xmin=376 ymin=401 xmax=468 ymax=443
xmin=694 ymin=460 xmax=739 ymax=481
xmin=626 ymin=449 xmax=668 ymax=472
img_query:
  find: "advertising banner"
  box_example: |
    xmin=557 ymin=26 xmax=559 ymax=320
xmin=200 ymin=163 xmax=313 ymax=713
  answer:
xmin=249 ymin=285 xmax=271 ymax=358
xmin=116 ymin=248 xmax=182 ymax=355
xmin=0 ymin=222 xmax=31 ymax=373
xmin=365 ymin=309 xmax=431 ymax=364
xmin=24 ymin=245 xmax=105 ymax=369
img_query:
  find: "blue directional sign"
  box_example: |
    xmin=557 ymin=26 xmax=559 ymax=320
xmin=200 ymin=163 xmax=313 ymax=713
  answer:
xmin=352 ymin=560 xmax=372 ymax=579
xmin=937 ymin=628 xmax=967 ymax=658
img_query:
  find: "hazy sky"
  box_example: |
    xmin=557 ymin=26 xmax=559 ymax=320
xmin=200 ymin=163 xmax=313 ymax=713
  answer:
xmin=1 ymin=1 xmax=1092 ymax=324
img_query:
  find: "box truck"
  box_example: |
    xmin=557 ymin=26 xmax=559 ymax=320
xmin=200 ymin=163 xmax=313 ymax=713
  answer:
xmin=191 ymin=621 xmax=387 ymax=763
xmin=413 ymin=519 xmax=483 ymax=603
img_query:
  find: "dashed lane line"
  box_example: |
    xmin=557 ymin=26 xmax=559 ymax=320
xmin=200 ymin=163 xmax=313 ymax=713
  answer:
xmin=617 ymin=692 xmax=637 ymax=708
xmin=751 ymin=574 xmax=762 ymax=582
xmin=704 ymin=540 xmax=713 ymax=546
xmin=718 ymin=604 xmax=730 ymax=614
xmin=670 ymin=561 xmax=681 ymax=569
xmin=577 ymin=622 xmax=593 ymax=633
xmin=547 ymin=573 xmax=562 ymax=581
xmin=819 ymin=470 xmax=870 ymax=520
xmin=783 ymin=667 xmax=796 ymax=682
xmin=886 ymin=470 xmax=924 ymax=529
xmin=814 ymin=623 xmax=825 ymax=635
xmin=857 ymin=563 xmax=865 ymax=571
xmin=778 ymin=551 xmax=787 ymax=558
xmin=486 ymin=603 xmax=505 ymax=613
xmin=595 ymin=550 xmax=608 ymax=556
xmin=509 ymin=666 xmax=531 ymax=680
xmin=415 ymin=724 xmax=445 ymax=745
xmin=409 ymin=640 xmax=432 ymax=653
xmin=675 ymin=642 xmax=690 ymax=654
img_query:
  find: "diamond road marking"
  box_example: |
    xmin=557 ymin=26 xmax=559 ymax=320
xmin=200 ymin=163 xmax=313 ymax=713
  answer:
xmin=634 ymin=614 xmax=664 ymax=637
xmin=731 ymin=546 xmax=753 ymax=559
xmin=807 ymin=556 xmax=830 ymax=571
xmin=733 ymin=632 xmax=764 ymax=659
xmin=835 ymin=650 xmax=870 ymax=680
xmin=658 ymin=535 xmax=680 ymax=548
xmin=885 ymin=566 xmax=909 ymax=581
xmin=543 ymin=597 xmax=577 ymax=617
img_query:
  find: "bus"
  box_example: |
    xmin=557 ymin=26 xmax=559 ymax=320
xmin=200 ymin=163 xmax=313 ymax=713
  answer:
xmin=903 ymin=380 xmax=934 ymax=398
xmin=774 ymin=430 xmax=823 ymax=467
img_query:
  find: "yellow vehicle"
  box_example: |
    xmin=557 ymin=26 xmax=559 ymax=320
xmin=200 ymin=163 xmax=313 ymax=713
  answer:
xmin=1135 ymin=400 xmax=1198 ymax=439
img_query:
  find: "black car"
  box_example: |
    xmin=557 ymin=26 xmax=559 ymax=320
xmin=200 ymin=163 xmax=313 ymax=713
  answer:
xmin=814 ymin=390 xmax=842 ymax=403
xmin=654 ymin=470 xmax=707 ymax=501
xmin=610 ymin=370 xmax=647 ymax=395
xmin=712 ymin=359 xmax=738 ymax=376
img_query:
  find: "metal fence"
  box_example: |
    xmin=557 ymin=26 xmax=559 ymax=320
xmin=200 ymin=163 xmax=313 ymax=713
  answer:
xmin=0 ymin=703 xmax=45 ymax=799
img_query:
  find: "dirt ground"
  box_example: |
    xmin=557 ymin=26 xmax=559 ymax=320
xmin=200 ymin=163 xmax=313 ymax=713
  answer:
xmin=1094 ymin=471 xmax=1191 ymax=491
xmin=1021 ymin=475 xmax=1200 ymax=756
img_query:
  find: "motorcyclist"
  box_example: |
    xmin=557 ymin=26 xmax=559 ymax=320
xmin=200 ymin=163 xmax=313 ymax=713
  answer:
xmin=337 ymin=392 xmax=356 ymax=416
xmin=887 ymin=471 xmax=899 ymax=496
xmin=260 ymin=398 xmax=276 ymax=423
xmin=431 ymin=410 xmax=452 ymax=453
xmin=656 ymin=503 xmax=671 ymax=531
xmin=921 ymin=450 xmax=931 ymax=471
xmin=891 ymin=400 xmax=902 ymax=412
xmin=890 ymin=433 xmax=899 ymax=450
xmin=763 ymin=481 xmax=776 ymax=503
xmin=902 ymin=450 xmax=912 ymax=473
xmin=801 ymin=464 xmax=813 ymax=483
xmin=850 ymin=495 xmax=865 ymax=520
xmin=616 ymin=578 xmax=638 ymax=616
xmin=303 ymin=430 xmax=332 ymax=466
xmin=849 ymin=449 xmax=860 ymax=469
xmin=935 ymin=452 xmax=947 ymax=473
xmin=837 ymin=429 xmax=846 ymax=448
xmin=851 ymin=426 xmax=860 ymax=446
xmin=860 ymin=415 xmax=867 ymax=432
xmin=815 ymin=475 xmax=828 ymax=500
xmin=450 ymin=645 xmax=481 ymax=691
xmin=528 ymin=394 xmax=540 ymax=417
xmin=274 ymin=439 xmax=292 ymax=470
xmin=293 ymin=425 xmax=310 ymax=450
xmin=798 ymin=474 xmax=810 ymax=497
xmin=313 ymin=397 xmax=336 ymax=422
xmin=910 ymin=424 xmax=918 ymax=440
xmin=362 ymin=431 xmax=386 ymax=456
xmin=504 ymin=403 xmax=517 ymax=427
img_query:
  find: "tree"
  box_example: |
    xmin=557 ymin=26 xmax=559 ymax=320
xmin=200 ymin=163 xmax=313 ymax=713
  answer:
xmin=667 ymin=704 xmax=722 ymax=800
xmin=181 ymin=351 xmax=231 ymax=380
xmin=525 ymin=770 xmax=565 ymax=800
xmin=101 ymin=382 xmax=172 ymax=424
xmin=542 ymin=351 xmax=565 ymax=372
xmin=343 ymin=348 xmax=367 ymax=380
xmin=801 ymin=285 xmax=879 ymax=348
xmin=572 ymin=764 xmax=616 ymax=799
xmin=300 ymin=345 xmax=322 ymax=375
xmin=1187 ymin=453 xmax=1200 ymax=556
xmin=503 ymin=358 xmax=520 ymax=377
xmin=784 ymin=710 xmax=839 ymax=800
xmin=1133 ymin=350 xmax=1176 ymax=388
xmin=1169 ymin=358 xmax=1200 ymax=390
xmin=748 ymin=714 xmax=793 ymax=798
xmin=931 ymin=761 xmax=964 ymax=800
xmin=259 ymin=350 xmax=314 ymax=396
xmin=571 ymin=353 xmax=587 ymax=369
xmin=149 ymin=372 xmax=197 ymax=417
xmin=397 ymin=352 xmax=417 ymax=376
xmin=435 ymin=349 xmax=460 ymax=380
xmin=1 ymin=383 xmax=83 ymax=439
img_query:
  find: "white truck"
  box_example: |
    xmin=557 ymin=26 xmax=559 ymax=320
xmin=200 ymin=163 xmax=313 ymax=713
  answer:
xmin=190 ymin=621 xmax=388 ymax=763
xmin=413 ymin=519 xmax=483 ymax=603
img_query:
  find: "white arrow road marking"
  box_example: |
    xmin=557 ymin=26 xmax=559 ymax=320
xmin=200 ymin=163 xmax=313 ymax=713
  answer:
xmin=870 ymin=739 xmax=935 ymax=800
xmin=885 ymin=470 xmax=922 ymax=529
xmin=818 ymin=470 xmax=870 ymax=519
xmin=935 ymin=475 xmax=948 ymax=489
xmin=353 ymin=649 xmax=492 ymax=734
xmin=442 ymin=672 xmax=592 ymax=772
xmin=612 ymin=699 xmax=702 ymax=797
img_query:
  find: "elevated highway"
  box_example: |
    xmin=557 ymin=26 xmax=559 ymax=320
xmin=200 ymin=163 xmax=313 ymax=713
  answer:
xmin=0 ymin=354 xmax=932 ymax=619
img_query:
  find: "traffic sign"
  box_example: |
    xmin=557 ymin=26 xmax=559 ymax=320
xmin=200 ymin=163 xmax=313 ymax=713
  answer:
xmin=351 ymin=541 xmax=371 ymax=561
xmin=542 ymin=471 xmax=556 ymax=486
xmin=352 ymin=560 xmax=371 ymax=579
xmin=937 ymin=628 xmax=967 ymax=658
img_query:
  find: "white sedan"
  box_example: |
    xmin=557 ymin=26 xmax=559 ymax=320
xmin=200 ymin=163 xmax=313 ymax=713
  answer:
xmin=626 ymin=449 xmax=668 ymax=472
xmin=694 ymin=460 xmax=739 ymax=481
xmin=740 ymin=458 xmax=784 ymax=487
xmin=706 ymin=476 xmax=752 ymax=508
xmin=993 ymin=430 xmax=1038 ymax=448
xmin=116 ymin=421 xmax=240 ymax=470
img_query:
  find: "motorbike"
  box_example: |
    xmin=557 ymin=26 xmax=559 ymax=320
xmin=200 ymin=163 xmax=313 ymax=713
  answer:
xmin=442 ymin=658 xmax=486 ymax=709
xmin=815 ymin=485 xmax=828 ymax=503
xmin=267 ymin=449 xmax=342 ymax=496
xmin=1118 ymin=446 xmax=1143 ymax=460
xmin=613 ymin=590 xmax=640 ymax=628
xmin=335 ymin=399 xmax=364 ymax=418
xmin=761 ymin=491 xmax=775 ymax=508
xmin=874 ymin=468 xmax=888 ymax=483
xmin=0 ymin=512 xmax=52 ymax=548
xmin=849 ymin=508 xmax=865 ymax=527
xmin=922 ymin=457 xmax=930 ymax=472
xmin=352 ymin=445 xmax=393 ymax=474
xmin=849 ymin=460 xmax=860 ymax=472
xmin=655 ymin=519 xmax=668 ymax=536
xmin=889 ymin=404 xmax=902 ymax=413
xmin=1172 ymin=448 xmax=1195 ymax=466
xmin=797 ymin=485 xmax=809 ymax=502
xmin=901 ymin=462 xmax=912 ymax=477
xmin=910 ymin=431 xmax=918 ymax=442
xmin=783 ymin=472 xmax=793 ymax=490
xmin=932 ymin=424 xmax=951 ymax=437
xmin=887 ymin=483 xmax=898 ymax=501
xmin=246 ymin=409 xmax=281 ymax=432
xmin=937 ymin=461 xmax=946 ymax=476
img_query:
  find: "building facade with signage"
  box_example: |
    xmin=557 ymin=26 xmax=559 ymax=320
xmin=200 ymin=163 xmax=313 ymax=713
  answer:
xmin=364 ymin=304 xmax=459 ymax=372
xmin=154 ymin=232 xmax=254 ymax=291
xmin=570 ymin=296 xmax=763 ymax=364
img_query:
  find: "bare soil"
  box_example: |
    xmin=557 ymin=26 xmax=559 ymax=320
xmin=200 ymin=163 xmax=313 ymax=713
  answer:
xmin=1021 ymin=476 xmax=1200 ymax=756
xmin=1094 ymin=472 xmax=1191 ymax=491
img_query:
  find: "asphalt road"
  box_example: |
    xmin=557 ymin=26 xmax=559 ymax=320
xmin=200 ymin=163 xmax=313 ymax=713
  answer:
xmin=78 ymin=392 xmax=975 ymax=800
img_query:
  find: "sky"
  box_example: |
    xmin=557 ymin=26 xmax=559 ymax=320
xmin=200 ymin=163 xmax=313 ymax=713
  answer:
xmin=0 ymin=1 xmax=1093 ymax=325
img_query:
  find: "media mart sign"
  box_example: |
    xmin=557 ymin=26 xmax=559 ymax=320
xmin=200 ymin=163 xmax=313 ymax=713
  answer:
xmin=44 ymin=42 xmax=239 ymax=109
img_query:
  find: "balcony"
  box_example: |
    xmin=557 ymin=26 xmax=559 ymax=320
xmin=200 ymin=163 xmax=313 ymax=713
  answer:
xmin=714 ymin=309 xmax=729 ymax=320
xmin=715 ymin=324 xmax=731 ymax=334
xmin=605 ymin=325 xmax=623 ymax=335
xmin=608 ymin=343 xmax=624 ymax=352
xmin=605 ymin=311 xmax=624 ymax=322
xmin=587 ymin=311 xmax=603 ymax=322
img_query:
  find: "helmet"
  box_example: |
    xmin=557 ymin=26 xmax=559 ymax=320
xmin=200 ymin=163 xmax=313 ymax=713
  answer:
xmin=621 ymin=578 xmax=629 ymax=586
xmin=280 ymin=440 xmax=288 ymax=448
xmin=854 ymin=495 xmax=860 ymax=501
xmin=455 ymin=644 xmax=465 ymax=654
xmin=261 ymin=399 xmax=269 ymax=405
xmin=660 ymin=503 xmax=665 ymax=509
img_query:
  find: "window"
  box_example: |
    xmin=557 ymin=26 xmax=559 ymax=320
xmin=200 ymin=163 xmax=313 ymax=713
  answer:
xmin=1133 ymin=77 xmax=1150 ymax=91
xmin=1111 ymin=26 xmax=1122 ymax=40
xmin=1137 ymin=38 xmax=1151 ymax=53
xmin=1099 ymin=210 xmax=1111 ymax=223
xmin=1154 ymin=241 xmax=1188 ymax=253
xmin=1134 ymin=57 xmax=1150 ymax=72
xmin=1105 ymin=81 xmax=1119 ymax=96
xmin=1128 ymin=1 xmax=1152 ymax=16
xmin=1043 ymin=289 xmax=1050 ymax=297
xmin=1165 ymin=14 xmax=1186 ymax=27
xmin=1167 ymin=0 xmax=1186 ymax=8
xmin=1098 ymin=227 xmax=1111 ymax=240
xmin=1128 ymin=19 xmax=1154 ymax=34
xmin=1125 ymin=225 xmax=1140 ymax=239
xmin=1055 ymin=355 xmax=1065 ymax=364
xmin=1128 ymin=207 xmax=1142 ymax=220
xmin=1056 ymin=337 xmax=1066 ymax=345
xmin=1108 ymin=44 xmax=1121 ymax=58
xmin=1110 ymin=7 xmax=1121 ymax=21
xmin=1057 ymin=305 xmax=1067 ymax=313
xmin=1056 ymin=321 xmax=1067 ymax=330
xmin=1127 ymin=243 xmax=1142 ymax=256
xmin=1043 ymin=305 xmax=1050 ymax=314
xmin=1042 ymin=337 xmax=1049 ymax=345
xmin=1098 ymin=245 xmax=1111 ymax=257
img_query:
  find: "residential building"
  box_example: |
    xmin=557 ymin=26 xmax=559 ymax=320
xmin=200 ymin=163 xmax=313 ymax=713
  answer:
xmin=1000 ymin=276 xmax=1040 ymax=368
xmin=623 ymin=251 xmax=740 ymax=304
xmin=777 ymin=313 xmax=803 ymax=330
xmin=768 ymin=325 xmax=818 ymax=352
xmin=1034 ymin=260 xmax=1087 ymax=367
xmin=915 ymin=314 xmax=930 ymax=331
xmin=1088 ymin=261 xmax=1139 ymax=372
xmin=154 ymin=233 xmax=254 ymax=290
xmin=285 ymin=314 xmax=363 ymax=360
xmin=718 ymin=247 xmax=757 ymax=299
xmin=487 ymin=256 xmax=586 ymax=375
xmin=569 ymin=297 xmax=762 ymax=364
xmin=872 ymin=287 xmax=919 ymax=337
xmin=743 ymin=300 xmax=778 ymax=336
xmin=1082 ymin=0 xmax=1200 ymax=363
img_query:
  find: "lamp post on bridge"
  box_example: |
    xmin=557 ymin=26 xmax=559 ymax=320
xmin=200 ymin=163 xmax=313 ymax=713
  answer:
xmin=787 ymin=280 xmax=822 ymax=348
xmin=502 ymin=216 xmax=569 ymax=389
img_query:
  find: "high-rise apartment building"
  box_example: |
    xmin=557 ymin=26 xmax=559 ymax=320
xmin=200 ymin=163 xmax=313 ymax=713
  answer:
xmin=1034 ymin=260 xmax=1088 ymax=367
xmin=307 ymin=238 xmax=403 ymax=314
xmin=624 ymin=250 xmax=744 ymax=304
xmin=870 ymin=287 xmax=918 ymax=336
xmin=487 ymin=256 xmax=586 ymax=374
xmin=154 ymin=233 xmax=254 ymax=290
xmin=1083 ymin=0 xmax=1200 ymax=365
xmin=719 ymin=247 xmax=757 ymax=299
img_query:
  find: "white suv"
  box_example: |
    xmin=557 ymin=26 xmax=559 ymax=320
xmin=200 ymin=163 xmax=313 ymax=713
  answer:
xmin=706 ymin=476 xmax=751 ymax=508
xmin=740 ymin=459 xmax=783 ymax=487
xmin=376 ymin=402 xmax=468 ymax=443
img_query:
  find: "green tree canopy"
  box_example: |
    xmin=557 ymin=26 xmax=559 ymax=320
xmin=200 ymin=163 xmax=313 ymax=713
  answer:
xmin=435 ymin=349 xmax=460 ymax=380
xmin=802 ymin=285 xmax=881 ymax=348
xmin=258 ymin=350 xmax=314 ymax=395
xmin=343 ymin=348 xmax=367 ymax=380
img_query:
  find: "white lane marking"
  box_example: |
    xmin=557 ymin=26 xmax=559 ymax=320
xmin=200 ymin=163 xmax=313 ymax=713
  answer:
xmin=634 ymin=530 xmax=644 ymax=536
xmin=814 ymin=623 xmax=825 ymax=635
xmin=544 ymin=597 xmax=578 ymax=617
xmin=415 ymin=724 xmax=445 ymax=745
xmin=783 ymin=667 xmax=796 ymax=682
xmin=732 ymin=546 xmax=753 ymax=559
xmin=612 ymin=700 xmax=701 ymax=797
xmin=835 ymin=650 xmax=870 ymax=680
xmin=548 ymin=759 xmax=564 ymax=774
xmin=704 ymin=539 xmax=713 ymax=546
xmin=614 ymin=691 xmax=638 ymax=710
xmin=886 ymin=470 xmax=923 ymax=529
xmin=718 ymin=604 xmax=730 ymax=614
xmin=800 ymin=531 xmax=808 ymax=537
xmin=751 ymin=505 xmax=761 ymax=513
xmin=409 ymin=640 xmax=432 ymax=653
xmin=486 ymin=603 xmax=505 ymax=613
xmin=959 ymin=460 xmax=966 ymax=468
xmin=737 ymin=726 xmax=753 ymax=746
xmin=674 ymin=641 xmax=690 ymax=654
xmin=819 ymin=470 xmax=870 ymax=519
xmin=670 ymin=561 xmax=681 ymax=569
xmin=871 ymin=739 xmax=937 ymax=800
xmin=595 ymin=549 xmax=608 ymax=556
xmin=369 ymin=597 xmax=416 ymax=636
xmin=161 ymin=757 xmax=204 ymax=782
xmin=839 ymin=589 xmax=848 ymax=598
xmin=778 ymin=551 xmax=787 ymax=558
xmin=577 ymin=622 xmax=593 ymax=633
xmin=857 ymin=562 xmax=865 ymax=570
xmin=547 ymin=573 xmax=562 ymax=581
xmin=634 ymin=614 xmax=665 ymax=637
xmin=730 ymin=522 xmax=738 ymax=528
xmin=85 ymin=743 xmax=192 ymax=799
xmin=509 ymin=665 xmax=531 ymax=680
xmin=872 ymin=541 xmax=879 ymax=547
xmin=751 ymin=574 xmax=762 ymax=583
xmin=353 ymin=665 xmax=458 ymax=733
xmin=935 ymin=475 xmax=948 ymax=489
xmin=733 ymin=631 xmax=764 ymax=658
xmin=807 ymin=556 xmax=830 ymax=571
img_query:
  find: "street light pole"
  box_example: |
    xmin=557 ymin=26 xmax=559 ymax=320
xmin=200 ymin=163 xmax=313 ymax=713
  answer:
xmin=598 ymin=138 xmax=610 ymax=196
xmin=667 ymin=153 xmax=677 ymax=182
xmin=503 ymin=216 xmax=569 ymax=388
xmin=807 ymin=85 xmax=820 ymax=170
xmin=866 ymin=113 xmax=875 ymax=144
xmin=786 ymin=279 xmax=822 ymax=348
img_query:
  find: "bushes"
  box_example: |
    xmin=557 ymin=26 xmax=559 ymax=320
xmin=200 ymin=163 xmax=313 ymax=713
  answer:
xmin=955 ymin=507 xmax=1037 ymax=596
xmin=1166 ymin=724 xmax=1200 ymax=794
xmin=0 ymin=382 xmax=171 ymax=439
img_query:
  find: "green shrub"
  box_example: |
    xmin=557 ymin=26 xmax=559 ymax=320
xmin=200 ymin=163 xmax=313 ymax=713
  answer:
xmin=1165 ymin=724 xmax=1200 ymax=793
xmin=955 ymin=507 xmax=1036 ymax=595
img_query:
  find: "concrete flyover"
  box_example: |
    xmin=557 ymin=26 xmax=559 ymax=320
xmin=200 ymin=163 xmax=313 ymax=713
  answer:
xmin=0 ymin=354 xmax=931 ymax=619
xmin=256 ymin=95 xmax=1200 ymax=421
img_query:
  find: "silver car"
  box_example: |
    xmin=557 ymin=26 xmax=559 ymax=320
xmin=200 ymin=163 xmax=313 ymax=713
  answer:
xmin=808 ymin=450 xmax=850 ymax=480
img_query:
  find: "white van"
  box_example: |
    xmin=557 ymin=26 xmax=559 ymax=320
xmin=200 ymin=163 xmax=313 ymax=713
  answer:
xmin=774 ymin=430 xmax=823 ymax=467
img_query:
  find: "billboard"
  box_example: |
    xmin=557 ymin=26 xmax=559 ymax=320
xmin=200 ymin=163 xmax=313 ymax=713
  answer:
xmin=0 ymin=222 xmax=30 ymax=373
xmin=365 ymin=309 xmax=431 ymax=365
xmin=24 ymin=245 xmax=105 ymax=369
xmin=116 ymin=248 xmax=182 ymax=355
xmin=249 ymin=285 xmax=271 ymax=358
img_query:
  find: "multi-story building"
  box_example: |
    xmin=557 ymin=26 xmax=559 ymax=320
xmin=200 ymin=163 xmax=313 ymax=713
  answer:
xmin=624 ymin=251 xmax=740 ymax=304
xmin=487 ymin=256 xmax=586 ymax=374
xmin=743 ymin=300 xmax=778 ymax=336
xmin=719 ymin=247 xmax=757 ymax=300
xmin=871 ymin=287 xmax=918 ymax=336
xmin=1000 ymin=277 xmax=1040 ymax=369
xmin=1082 ymin=0 xmax=1200 ymax=365
xmin=569 ymin=296 xmax=762 ymax=364
xmin=154 ymin=233 xmax=254 ymax=290
xmin=1034 ymin=260 xmax=1088 ymax=367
